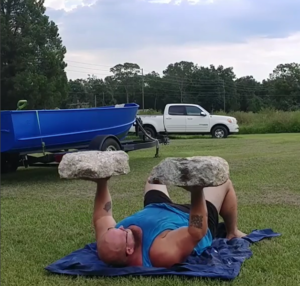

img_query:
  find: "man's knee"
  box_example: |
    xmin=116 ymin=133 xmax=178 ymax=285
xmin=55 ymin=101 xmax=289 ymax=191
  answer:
xmin=217 ymin=179 xmax=232 ymax=192
xmin=226 ymin=179 xmax=233 ymax=188
xmin=144 ymin=177 xmax=169 ymax=197
xmin=203 ymin=179 xmax=232 ymax=212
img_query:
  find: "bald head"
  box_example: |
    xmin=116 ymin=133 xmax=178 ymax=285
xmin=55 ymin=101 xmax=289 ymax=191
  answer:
xmin=97 ymin=227 xmax=135 ymax=266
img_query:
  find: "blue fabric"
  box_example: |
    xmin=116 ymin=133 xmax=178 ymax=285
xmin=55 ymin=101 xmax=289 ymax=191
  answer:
xmin=115 ymin=203 xmax=213 ymax=266
xmin=45 ymin=229 xmax=280 ymax=280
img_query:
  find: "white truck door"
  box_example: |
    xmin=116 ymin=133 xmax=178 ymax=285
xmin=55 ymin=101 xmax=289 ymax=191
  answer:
xmin=185 ymin=105 xmax=210 ymax=132
xmin=164 ymin=105 xmax=186 ymax=132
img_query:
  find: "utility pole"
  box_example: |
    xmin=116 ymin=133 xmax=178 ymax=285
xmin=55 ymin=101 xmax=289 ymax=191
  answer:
xmin=94 ymin=94 xmax=97 ymax=107
xmin=141 ymin=68 xmax=145 ymax=111
xmin=221 ymin=79 xmax=226 ymax=112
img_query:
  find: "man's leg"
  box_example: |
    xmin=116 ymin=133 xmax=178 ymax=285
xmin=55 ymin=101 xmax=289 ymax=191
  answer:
xmin=203 ymin=179 xmax=246 ymax=239
xmin=144 ymin=179 xmax=170 ymax=197
xmin=143 ymin=178 xmax=173 ymax=207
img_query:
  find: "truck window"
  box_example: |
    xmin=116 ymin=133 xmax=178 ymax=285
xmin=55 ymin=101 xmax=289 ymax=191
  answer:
xmin=185 ymin=106 xmax=202 ymax=116
xmin=168 ymin=106 xmax=186 ymax=116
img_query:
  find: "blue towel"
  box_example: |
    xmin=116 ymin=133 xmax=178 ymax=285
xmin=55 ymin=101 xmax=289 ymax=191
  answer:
xmin=45 ymin=229 xmax=280 ymax=280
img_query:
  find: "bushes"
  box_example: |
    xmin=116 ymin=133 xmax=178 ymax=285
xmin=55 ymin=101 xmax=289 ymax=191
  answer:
xmin=215 ymin=109 xmax=300 ymax=134
xmin=137 ymin=108 xmax=300 ymax=134
xmin=137 ymin=109 xmax=161 ymax=115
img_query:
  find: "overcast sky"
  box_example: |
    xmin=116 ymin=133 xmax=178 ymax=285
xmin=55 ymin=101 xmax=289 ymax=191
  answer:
xmin=44 ymin=0 xmax=300 ymax=82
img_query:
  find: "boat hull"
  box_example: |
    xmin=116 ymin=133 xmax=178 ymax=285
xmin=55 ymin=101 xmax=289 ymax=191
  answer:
xmin=1 ymin=103 xmax=139 ymax=154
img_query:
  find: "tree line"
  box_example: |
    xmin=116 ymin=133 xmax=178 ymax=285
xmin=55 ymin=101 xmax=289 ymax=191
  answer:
xmin=1 ymin=0 xmax=300 ymax=113
xmin=66 ymin=62 xmax=300 ymax=113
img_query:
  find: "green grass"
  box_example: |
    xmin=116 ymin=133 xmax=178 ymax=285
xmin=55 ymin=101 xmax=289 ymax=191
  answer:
xmin=1 ymin=134 xmax=300 ymax=286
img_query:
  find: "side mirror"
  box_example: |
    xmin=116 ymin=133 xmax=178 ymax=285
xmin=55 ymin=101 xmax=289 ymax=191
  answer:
xmin=200 ymin=111 xmax=206 ymax=116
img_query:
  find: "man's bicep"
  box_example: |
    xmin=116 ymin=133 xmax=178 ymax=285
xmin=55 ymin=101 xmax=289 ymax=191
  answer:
xmin=167 ymin=227 xmax=202 ymax=254
xmin=153 ymin=227 xmax=202 ymax=268
xmin=94 ymin=216 xmax=116 ymax=239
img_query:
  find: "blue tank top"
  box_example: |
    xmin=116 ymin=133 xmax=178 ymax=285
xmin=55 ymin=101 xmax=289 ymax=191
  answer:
xmin=115 ymin=203 xmax=213 ymax=267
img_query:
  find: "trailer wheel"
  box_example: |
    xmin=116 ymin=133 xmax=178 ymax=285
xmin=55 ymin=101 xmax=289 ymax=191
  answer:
xmin=1 ymin=153 xmax=20 ymax=174
xmin=101 ymin=138 xmax=121 ymax=151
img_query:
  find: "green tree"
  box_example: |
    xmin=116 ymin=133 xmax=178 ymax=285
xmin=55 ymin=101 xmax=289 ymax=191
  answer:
xmin=208 ymin=65 xmax=237 ymax=112
xmin=67 ymin=61 xmax=300 ymax=112
xmin=267 ymin=63 xmax=300 ymax=110
xmin=66 ymin=79 xmax=89 ymax=108
xmin=85 ymin=75 xmax=106 ymax=107
xmin=188 ymin=65 xmax=223 ymax=112
xmin=104 ymin=75 xmax=119 ymax=105
xmin=110 ymin=63 xmax=141 ymax=103
xmin=1 ymin=0 xmax=68 ymax=110
xmin=144 ymin=71 xmax=166 ymax=111
xmin=162 ymin=61 xmax=196 ymax=103
xmin=236 ymin=76 xmax=259 ymax=112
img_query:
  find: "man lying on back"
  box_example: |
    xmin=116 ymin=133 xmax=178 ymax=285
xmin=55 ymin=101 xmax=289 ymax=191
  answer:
xmin=92 ymin=174 xmax=246 ymax=268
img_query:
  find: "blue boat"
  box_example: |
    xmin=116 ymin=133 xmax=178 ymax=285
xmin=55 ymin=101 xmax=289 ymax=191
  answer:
xmin=1 ymin=101 xmax=169 ymax=174
xmin=1 ymin=103 xmax=139 ymax=154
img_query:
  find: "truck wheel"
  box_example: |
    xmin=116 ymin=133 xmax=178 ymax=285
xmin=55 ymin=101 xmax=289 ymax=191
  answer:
xmin=1 ymin=153 xmax=20 ymax=174
xmin=211 ymin=126 xmax=228 ymax=139
xmin=143 ymin=126 xmax=156 ymax=139
xmin=101 ymin=138 xmax=121 ymax=151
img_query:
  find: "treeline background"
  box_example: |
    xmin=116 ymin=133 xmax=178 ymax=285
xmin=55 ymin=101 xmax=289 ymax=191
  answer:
xmin=1 ymin=0 xmax=300 ymax=134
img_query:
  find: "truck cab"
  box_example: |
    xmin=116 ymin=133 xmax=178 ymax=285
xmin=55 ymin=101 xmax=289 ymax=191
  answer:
xmin=130 ymin=103 xmax=239 ymax=139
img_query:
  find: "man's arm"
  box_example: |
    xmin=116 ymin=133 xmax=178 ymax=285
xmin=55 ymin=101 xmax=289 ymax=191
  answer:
xmin=93 ymin=179 xmax=116 ymax=241
xmin=151 ymin=187 xmax=208 ymax=268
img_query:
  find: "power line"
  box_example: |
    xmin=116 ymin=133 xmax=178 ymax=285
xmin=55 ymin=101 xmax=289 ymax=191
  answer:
xmin=65 ymin=73 xmax=297 ymax=92
xmin=67 ymin=65 xmax=112 ymax=73
xmin=66 ymin=70 xmax=111 ymax=77
xmin=66 ymin=60 xmax=115 ymax=68
xmin=64 ymin=60 xmax=268 ymax=82
xmin=65 ymin=68 xmax=262 ymax=87
xmin=64 ymin=66 xmax=274 ymax=88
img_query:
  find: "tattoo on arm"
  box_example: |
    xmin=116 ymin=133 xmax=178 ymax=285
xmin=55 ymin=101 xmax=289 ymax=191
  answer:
xmin=103 ymin=201 xmax=112 ymax=212
xmin=189 ymin=215 xmax=203 ymax=229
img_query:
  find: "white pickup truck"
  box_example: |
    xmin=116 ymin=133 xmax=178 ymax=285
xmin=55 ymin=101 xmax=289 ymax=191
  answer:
xmin=130 ymin=103 xmax=239 ymax=138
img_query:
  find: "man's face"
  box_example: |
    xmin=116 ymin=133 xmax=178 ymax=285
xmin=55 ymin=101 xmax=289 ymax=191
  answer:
xmin=103 ymin=226 xmax=135 ymax=259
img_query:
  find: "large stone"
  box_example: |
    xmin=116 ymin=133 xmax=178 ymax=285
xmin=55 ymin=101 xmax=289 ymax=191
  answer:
xmin=148 ymin=156 xmax=229 ymax=187
xmin=58 ymin=150 xmax=130 ymax=179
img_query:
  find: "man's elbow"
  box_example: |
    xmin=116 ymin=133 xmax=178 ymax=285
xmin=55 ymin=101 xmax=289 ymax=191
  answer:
xmin=187 ymin=225 xmax=208 ymax=241
xmin=188 ymin=214 xmax=208 ymax=240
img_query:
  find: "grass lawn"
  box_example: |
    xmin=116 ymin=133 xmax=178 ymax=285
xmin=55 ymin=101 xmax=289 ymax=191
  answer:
xmin=1 ymin=133 xmax=300 ymax=286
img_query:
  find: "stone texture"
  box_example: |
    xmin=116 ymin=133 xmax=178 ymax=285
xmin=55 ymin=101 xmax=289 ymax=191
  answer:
xmin=58 ymin=151 xmax=130 ymax=179
xmin=148 ymin=156 xmax=229 ymax=187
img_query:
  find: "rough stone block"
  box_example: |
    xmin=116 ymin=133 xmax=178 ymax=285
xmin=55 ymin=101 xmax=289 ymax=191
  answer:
xmin=148 ymin=156 xmax=229 ymax=187
xmin=58 ymin=150 xmax=130 ymax=179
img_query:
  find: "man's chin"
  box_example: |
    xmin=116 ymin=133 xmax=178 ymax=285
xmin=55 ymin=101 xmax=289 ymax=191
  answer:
xmin=129 ymin=226 xmax=142 ymax=242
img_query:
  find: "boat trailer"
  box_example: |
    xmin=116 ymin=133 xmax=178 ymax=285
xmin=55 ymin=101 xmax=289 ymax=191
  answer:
xmin=1 ymin=117 xmax=170 ymax=174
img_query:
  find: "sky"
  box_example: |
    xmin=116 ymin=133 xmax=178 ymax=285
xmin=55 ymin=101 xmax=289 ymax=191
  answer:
xmin=44 ymin=0 xmax=300 ymax=82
